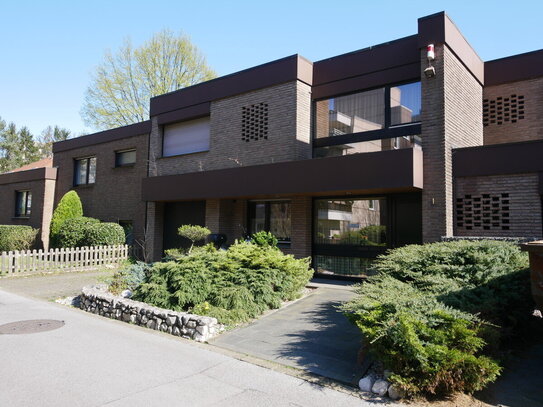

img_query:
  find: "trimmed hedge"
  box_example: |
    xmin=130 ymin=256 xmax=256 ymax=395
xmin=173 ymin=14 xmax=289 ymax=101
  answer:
xmin=0 ymin=225 xmax=38 ymax=252
xmin=56 ymin=217 xmax=100 ymax=248
xmin=56 ymin=217 xmax=125 ymax=248
xmin=85 ymin=222 xmax=125 ymax=246
xmin=50 ymin=191 xmax=83 ymax=247
xmin=343 ymin=240 xmax=531 ymax=397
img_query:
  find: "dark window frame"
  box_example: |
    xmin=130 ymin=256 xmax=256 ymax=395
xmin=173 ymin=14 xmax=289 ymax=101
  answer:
xmin=15 ymin=190 xmax=32 ymax=218
xmin=115 ymin=149 xmax=136 ymax=167
xmin=247 ymin=200 xmax=292 ymax=246
xmin=312 ymin=80 xmax=421 ymax=152
xmin=74 ymin=156 xmax=96 ymax=186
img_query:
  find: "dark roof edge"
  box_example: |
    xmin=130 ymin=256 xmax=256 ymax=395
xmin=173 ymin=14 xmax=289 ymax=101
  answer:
xmin=485 ymin=49 xmax=543 ymax=86
xmin=0 ymin=167 xmax=57 ymax=185
xmin=53 ymin=121 xmax=151 ymax=153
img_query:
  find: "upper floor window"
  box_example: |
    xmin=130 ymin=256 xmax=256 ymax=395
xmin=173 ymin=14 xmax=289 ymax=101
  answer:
xmin=115 ymin=149 xmax=136 ymax=167
xmin=15 ymin=190 xmax=32 ymax=217
xmin=74 ymin=157 xmax=96 ymax=185
xmin=313 ymin=82 xmax=421 ymax=158
xmin=163 ymin=117 xmax=210 ymax=157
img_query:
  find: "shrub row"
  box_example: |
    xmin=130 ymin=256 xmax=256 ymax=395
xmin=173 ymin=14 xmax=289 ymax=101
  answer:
xmin=132 ymin=232 xmax=313 ymax=324
xmin=56 ymin=217 xmax=125 ymax=248
xmin=0 ymin=225 xmax=38 ymax=252
xmin=343 ymin=240 xmax=532 ymax=397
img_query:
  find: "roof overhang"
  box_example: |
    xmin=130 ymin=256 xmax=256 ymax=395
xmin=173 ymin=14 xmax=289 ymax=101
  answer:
xmin=142 ymin=148 xmax=423 ymax=202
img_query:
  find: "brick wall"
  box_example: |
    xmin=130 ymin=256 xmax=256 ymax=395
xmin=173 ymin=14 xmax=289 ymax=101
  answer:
xmin=483 ymin=77 xmax=543 ymax=145
xmin=53 ymin=133 xmax=148 ymax=242
xmin=0 ymin=178 xmax=52 ymax=249
xmin=454 ymin=173 xmax=542 ymax=238
xmin=150 ymin=81 xmax=312 ymax=177
xmin=421 ymin=44 xmax=484 ymax=242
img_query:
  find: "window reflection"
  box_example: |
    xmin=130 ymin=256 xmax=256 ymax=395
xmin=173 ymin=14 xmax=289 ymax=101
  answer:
xmin=314 ymin=135 xmax=421 ymax=158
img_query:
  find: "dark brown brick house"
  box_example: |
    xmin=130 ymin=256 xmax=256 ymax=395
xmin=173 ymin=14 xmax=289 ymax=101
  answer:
xmin=2 ymin=11 xmax=542 ymax=276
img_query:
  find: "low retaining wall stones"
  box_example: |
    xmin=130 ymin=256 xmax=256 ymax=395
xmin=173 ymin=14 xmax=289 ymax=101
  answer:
xmin=80 ymin=285 xmax=223 ymax=342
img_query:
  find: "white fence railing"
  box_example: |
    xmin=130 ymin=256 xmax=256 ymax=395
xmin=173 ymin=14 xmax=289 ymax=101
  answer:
xmin=0 ymin=245 xmax=129 ymax=276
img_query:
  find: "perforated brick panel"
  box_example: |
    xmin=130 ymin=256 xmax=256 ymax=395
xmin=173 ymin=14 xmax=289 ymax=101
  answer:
xmin=483 ymin=95 xmax=525 ymax=126
xmin=456 ymin=193 xmax=510 ymax=230
xmin=241 ymin=103 xmax=268 ymax=142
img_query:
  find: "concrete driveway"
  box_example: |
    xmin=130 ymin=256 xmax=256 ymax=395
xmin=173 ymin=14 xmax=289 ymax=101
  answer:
xmin=0 ymin=289 xmax=390 ymax=407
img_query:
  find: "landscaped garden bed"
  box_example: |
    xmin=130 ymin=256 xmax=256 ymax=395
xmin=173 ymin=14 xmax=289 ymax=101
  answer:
xmin=80 ymin=230 xmax=314 ymax=341
xmin=343 ymin=239 xmax=538 ymax=400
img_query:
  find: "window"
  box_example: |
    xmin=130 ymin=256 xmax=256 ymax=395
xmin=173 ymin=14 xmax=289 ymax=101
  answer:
xmin=163 ymin=117 xmax=210 ymax=157
xmin=314 ymin=198 xmax=387 ymax=246
xmin=74 ymin=157 xmax=96 ymax=185
xmin=115 ymin=149 xmax=136 ymax=167
xmin=248 ymin=201 xmax=291 ymax=244
xmin=15 ymin=191 xmax=32 ymax=217
xmin=313 ymin=82 xmax=421 ymax=157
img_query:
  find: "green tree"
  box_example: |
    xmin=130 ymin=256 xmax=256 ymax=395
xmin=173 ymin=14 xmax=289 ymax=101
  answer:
xmin=38 ymin=125 xmax=71 ymax=158
xmin=50 ymin=191 xmax=84 ymax=247
xmin=0 ymin=120 xmax=40 ymax=173
xmin=177 ymin=225 xmax=211 ymax=253
xmin=81 ymin=29 xmax=216 ymax=130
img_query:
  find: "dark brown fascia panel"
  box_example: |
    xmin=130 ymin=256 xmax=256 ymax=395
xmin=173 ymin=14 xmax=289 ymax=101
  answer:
xmin=485 ymin=49 xmax=543 ymax=86
xmin=312 ymin=35 xmax=419 ymax=88
xmin=156 ymin=102 xmax=211 ymax=126
xmin=312 ymin=63 xmax=420 ymax=100
xmin=453 ymin=139 xmax=543 ymax=178
xmin=150 ymin=55 xmax=313 ymax=117
xmin=0 ymin=167 xmax=57 ymax=185
xmin=53 ymin=121 xmax=151 ymax=153
xmin=418 ymin=12 xmax=484 ymax=84
xmin=142 ymin=148 xmax=423 ymax=202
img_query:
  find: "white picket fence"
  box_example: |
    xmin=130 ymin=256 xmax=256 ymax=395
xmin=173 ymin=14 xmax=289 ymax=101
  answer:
xmin=0 ymin=245 xmax=129 ymax=276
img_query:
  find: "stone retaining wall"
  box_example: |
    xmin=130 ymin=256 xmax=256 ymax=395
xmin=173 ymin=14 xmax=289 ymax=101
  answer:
xmin=80 ymin=285 xmax=222 ymax=342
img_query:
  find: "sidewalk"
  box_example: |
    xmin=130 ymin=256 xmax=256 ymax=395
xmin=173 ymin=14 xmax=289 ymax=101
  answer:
xmin=0 ymin=288 xmax=393 ymax=407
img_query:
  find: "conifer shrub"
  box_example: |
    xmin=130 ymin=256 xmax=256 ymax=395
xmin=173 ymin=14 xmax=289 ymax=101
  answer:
xmin=343 ymin=240 xmax=530 ymax=397
xmin=50 ymin=191 xmax=83 ymax=247
xmin=133 ymin=235 xmax=313 ymax=324
xmin=0 ymin=225 xmax=39 ymax=252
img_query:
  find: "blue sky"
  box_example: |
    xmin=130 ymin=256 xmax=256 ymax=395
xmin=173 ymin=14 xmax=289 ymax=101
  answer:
xmin=1 ymin=0 xmax=541 ymax=136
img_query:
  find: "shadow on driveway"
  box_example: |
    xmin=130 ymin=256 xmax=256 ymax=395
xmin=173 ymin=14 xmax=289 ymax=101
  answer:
xmin=211 ymin=286 xmax=366 ymax=386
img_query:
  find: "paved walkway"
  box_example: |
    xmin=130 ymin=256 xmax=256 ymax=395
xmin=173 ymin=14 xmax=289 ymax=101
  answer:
xmin=0 ymin=270 xmax=114 ymax=300
xmin=0 ymin=289 xmax=395 ymax=407
xmin=211 ymin=281 xmax=366 ymax=385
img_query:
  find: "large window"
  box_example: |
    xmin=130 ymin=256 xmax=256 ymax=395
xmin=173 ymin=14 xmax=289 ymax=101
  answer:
xmin=314 ymin=198 xmax=387 ymax=246
xmin=15 ymin=191 xmax=32 ymax=217
xmin=248 ymin=201 xmax=291 ymax=244
xmin=163 ymin=117 xmax=210 ymax=157
xmin=74 ymin=157 xmax=96 ymax=186
xmin=313 ymin=82 xmax=421 ymax=157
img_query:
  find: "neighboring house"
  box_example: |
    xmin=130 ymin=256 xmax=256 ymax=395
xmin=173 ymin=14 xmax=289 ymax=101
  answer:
xmin=0 ymin=158 xmax=56 ymax=249
xmin=2 ymin=11 xmax=542 ymax=277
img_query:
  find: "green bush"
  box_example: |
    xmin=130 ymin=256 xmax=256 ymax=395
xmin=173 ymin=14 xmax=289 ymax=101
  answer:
xmin=84 ymin=222 xmax=126 ymax=246
xmin=0 ymin=225 xmax=39 ymax=252
xmin=109 ymin=261 xmax=152 ymax=295
xmin=50 ymin=191 xmax=83 ymax=247
xmin=343 ymin=276 xmax=501 ymax=395
xmin=56 ymin=217 xmax=99 ymax=248
xmin=177 ymin=224 xmax=211 ymax=253
xmin=133 ymin=237 xmax=313 ymax=324
xmin=251 ymin=231 xmax=278 ymax=247
xmin=343 ymin=240 xmax=530 ymax=397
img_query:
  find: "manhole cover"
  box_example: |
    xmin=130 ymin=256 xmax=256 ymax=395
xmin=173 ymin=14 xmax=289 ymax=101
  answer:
xmin=0 ymin=319 xmax=64 ymax=335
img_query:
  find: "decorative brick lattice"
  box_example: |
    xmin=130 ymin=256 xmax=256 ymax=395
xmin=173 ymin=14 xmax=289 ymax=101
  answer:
xmin=483 ymin=95 xmax=525 ymax=126
xmin=241 ymin=103 xmax=268 ymax=142
xmin=456 ymin=193 xmax=510 ymax=230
